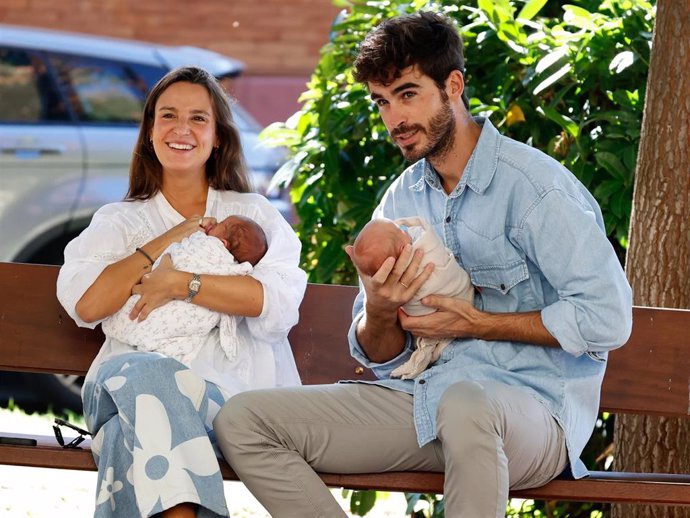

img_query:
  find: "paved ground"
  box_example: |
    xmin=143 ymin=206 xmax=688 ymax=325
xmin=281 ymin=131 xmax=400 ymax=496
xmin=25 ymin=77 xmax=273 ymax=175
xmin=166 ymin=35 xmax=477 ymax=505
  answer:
xmin=0 ymin=407 xmax=408 ymax=517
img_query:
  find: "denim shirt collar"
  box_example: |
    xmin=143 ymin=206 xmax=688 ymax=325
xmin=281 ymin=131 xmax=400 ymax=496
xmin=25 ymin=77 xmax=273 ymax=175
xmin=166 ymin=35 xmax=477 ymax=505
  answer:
xmin=411 ymin=117 xmax=501 ymax=198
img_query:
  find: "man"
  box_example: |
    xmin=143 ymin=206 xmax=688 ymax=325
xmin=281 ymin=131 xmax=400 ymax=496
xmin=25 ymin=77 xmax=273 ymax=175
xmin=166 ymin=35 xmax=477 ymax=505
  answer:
xmin=214 ymin=11 xmax=632 ymax=517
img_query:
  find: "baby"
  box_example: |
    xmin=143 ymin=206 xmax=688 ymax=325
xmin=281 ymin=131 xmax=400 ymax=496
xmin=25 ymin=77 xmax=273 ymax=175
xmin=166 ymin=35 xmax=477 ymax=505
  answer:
xmin=351 ymin=216 xmax=474 ymax=379
xmin=102 ymin=215 xmax=267 ymax=367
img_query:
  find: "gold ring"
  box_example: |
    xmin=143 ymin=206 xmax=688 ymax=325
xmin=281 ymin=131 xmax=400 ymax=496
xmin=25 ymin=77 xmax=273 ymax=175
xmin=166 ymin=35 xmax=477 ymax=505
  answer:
xmin=400 ymin=281 xmax=409 ymax=288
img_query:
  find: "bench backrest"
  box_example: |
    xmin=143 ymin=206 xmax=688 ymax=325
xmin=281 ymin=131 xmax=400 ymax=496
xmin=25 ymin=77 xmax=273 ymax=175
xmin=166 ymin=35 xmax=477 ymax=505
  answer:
xmin=1 ymin=262 xmax=689 ymax=417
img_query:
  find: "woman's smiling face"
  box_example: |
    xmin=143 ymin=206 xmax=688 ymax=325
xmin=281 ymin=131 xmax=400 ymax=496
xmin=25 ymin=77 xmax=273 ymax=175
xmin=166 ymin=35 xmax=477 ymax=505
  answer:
xmin=151 ymin=81 xmax=218 ymax=178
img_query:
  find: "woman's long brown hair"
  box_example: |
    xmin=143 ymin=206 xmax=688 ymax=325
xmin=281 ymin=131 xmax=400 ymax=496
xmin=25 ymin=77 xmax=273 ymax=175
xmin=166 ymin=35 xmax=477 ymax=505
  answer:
xmin=126 ymin=66 xmax=251 ymax=200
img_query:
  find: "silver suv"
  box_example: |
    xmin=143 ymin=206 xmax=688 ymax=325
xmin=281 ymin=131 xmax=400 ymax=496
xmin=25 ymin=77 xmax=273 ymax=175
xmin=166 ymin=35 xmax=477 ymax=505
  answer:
xmin=0 ymin=24 xmax=289 ymax=412
xmin=0 ymin=23 xmax=289 ymax=266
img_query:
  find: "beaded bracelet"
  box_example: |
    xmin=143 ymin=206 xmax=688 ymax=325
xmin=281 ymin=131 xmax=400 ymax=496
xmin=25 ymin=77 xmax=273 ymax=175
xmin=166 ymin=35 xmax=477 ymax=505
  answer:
xmin=135 ymin=247 xmax=154 ymax=266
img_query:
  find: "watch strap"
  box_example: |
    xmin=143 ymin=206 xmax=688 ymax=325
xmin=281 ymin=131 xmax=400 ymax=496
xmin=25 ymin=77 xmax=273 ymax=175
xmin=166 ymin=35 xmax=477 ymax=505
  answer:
xmin=185 ymin=273 xmax=201 ymax=303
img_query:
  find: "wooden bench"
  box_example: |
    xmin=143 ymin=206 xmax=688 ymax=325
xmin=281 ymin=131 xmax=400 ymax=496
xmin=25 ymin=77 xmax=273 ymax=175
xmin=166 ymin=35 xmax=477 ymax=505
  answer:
xmin=1 ymin=261 xmax=690 ymax=506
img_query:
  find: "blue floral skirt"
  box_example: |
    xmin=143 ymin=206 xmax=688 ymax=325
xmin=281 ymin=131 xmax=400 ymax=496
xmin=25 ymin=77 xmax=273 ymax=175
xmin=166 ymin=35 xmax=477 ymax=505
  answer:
xmin=82 ymin=352 xmax=230 ymax=518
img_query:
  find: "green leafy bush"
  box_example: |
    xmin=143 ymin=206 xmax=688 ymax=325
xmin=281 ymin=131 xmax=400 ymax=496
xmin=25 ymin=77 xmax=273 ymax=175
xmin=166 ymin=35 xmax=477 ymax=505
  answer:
xmin=264 ymin=0 xmax=653 ymax=284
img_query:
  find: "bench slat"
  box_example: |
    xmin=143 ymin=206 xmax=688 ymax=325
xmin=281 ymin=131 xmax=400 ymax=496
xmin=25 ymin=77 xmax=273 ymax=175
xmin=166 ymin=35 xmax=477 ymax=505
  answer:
xmin=1 ymin=437 xmax=689 ymax=505
xmin=0 ymin=263 xmax=101 ymax=375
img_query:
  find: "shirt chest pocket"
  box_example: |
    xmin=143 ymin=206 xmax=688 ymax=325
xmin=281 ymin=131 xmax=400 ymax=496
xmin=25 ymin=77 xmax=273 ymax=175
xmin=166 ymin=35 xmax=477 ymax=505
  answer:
xmin=469 ymin=260 xmax=529 ymax=295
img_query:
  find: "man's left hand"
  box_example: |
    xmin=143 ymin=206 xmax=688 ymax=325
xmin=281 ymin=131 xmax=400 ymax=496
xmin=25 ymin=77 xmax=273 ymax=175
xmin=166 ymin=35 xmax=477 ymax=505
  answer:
xmin=398 ymin=295 xmax=485 ymax=340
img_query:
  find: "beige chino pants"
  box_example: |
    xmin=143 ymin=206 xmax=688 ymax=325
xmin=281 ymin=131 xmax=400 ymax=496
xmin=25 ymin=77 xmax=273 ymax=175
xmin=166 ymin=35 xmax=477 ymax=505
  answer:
xmin=214 ymin=381 xmax=568 ymax=518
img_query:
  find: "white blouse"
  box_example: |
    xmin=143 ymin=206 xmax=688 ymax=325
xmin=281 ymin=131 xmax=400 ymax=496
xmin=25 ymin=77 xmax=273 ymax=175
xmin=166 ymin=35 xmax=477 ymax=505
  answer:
xmin=57 ymin=188 xmax=307 ymax=395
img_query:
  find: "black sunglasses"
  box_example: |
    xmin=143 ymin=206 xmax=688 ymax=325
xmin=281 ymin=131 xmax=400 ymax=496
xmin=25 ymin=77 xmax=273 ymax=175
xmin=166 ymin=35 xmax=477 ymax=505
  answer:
xmin=52 ymin=417 xmax=91 ymax=449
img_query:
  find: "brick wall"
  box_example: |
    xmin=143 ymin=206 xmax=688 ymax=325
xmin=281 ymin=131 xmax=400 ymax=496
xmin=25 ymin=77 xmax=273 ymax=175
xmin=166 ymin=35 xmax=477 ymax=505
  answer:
xmin=0 ymin=0 xmax=342 ymax=124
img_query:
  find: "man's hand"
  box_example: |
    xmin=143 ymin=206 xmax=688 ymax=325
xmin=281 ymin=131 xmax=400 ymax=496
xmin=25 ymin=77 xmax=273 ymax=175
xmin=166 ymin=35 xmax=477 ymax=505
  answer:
xmin=399 ymin=294 xmax=560 ymax=348
xmin=345 ymin=243 xmax=435 ymax=363
xmin=129 ymin=254 xmax=180 ymax=322
xmin=398 ymin=295 xmax=482 ymax=339
xmin=346 ymin=243 xmax=434 ymax=314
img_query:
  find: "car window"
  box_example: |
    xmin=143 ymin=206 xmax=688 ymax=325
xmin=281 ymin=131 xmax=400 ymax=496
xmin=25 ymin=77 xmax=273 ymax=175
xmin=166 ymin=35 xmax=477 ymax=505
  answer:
xmin=0 ymin=48 xmax=69 ymax=122
xmin=128 ymin=63 xmax=168 ymax=90
xmin=48 ymin=54 xmax=158 ymax=124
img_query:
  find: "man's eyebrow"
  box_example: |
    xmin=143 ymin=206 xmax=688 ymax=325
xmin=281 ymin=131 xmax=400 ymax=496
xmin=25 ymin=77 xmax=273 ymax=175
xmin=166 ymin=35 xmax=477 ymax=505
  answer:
xmin=370 ymin=82 xmax=421 ymax=101
xmin=391 ymin=82 xmax=421 ymax=95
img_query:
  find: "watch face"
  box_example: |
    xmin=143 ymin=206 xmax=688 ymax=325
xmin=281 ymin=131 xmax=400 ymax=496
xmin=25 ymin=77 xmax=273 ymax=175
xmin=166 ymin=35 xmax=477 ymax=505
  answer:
xmin=190 ymin=279 xmax=201 ymax=291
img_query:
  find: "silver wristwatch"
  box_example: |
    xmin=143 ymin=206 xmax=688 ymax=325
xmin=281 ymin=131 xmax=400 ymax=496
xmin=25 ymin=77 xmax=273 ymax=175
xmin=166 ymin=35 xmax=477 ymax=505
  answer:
xmin=185 ymin=273 xmax=201 ymax=303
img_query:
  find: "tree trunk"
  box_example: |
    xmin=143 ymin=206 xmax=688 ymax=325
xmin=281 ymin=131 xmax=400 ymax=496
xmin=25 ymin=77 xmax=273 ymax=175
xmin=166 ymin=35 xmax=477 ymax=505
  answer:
xmin=612 ymin=1 xmax=690 ymax=517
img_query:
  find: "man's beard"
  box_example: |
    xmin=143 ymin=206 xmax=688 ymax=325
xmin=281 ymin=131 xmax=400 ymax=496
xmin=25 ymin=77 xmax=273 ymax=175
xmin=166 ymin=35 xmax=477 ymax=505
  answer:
xmin=392 ymin=97 xmax=455 ymax=163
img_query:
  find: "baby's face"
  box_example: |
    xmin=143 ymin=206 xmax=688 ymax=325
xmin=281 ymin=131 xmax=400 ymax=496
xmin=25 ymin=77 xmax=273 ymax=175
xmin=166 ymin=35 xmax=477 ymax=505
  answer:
xmin=207 ymin=218 xmax=234 ymax=241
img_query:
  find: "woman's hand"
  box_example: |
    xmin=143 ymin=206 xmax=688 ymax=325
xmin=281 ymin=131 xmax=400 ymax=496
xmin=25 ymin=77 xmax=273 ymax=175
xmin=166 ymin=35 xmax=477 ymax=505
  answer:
xmin=159 ymin=215 xmax=217 ymax=247
xmin=129 ymin=254 xmax=182 ymax=321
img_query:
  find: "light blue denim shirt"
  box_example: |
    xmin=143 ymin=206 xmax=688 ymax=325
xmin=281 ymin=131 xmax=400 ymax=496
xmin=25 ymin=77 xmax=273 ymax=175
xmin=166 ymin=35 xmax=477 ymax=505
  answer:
xmin=347 ymin=118 xmax=632 ymax=479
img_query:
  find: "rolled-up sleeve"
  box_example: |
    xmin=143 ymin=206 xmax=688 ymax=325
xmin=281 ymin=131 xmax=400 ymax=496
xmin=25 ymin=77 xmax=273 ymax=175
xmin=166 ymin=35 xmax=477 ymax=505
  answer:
xmin=347 ymin=289 xmax=416 ymax=379
xmin=245 ymin=206 xmax=307 ymax=344
xmin=57 ymin=206 xmax=130 ymax=329
xmin=520 ymin=189 xmax=632 ymax=357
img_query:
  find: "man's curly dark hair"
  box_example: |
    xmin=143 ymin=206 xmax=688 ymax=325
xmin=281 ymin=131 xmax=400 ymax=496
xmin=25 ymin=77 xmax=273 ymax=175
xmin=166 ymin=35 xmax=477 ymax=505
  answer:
xmin=353 ymin=11 xmax=469 ymax=109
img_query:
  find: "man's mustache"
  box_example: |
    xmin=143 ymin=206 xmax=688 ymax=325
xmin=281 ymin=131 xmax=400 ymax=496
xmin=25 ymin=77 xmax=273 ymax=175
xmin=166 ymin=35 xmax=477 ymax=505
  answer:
xmin=390 ymin=124 xmax=424 ymax=138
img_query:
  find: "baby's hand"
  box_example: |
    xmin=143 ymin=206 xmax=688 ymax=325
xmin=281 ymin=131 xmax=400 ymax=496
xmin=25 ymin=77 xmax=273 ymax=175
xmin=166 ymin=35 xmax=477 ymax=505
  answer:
xmin=200 ymin=218 xmax=217 ymax=234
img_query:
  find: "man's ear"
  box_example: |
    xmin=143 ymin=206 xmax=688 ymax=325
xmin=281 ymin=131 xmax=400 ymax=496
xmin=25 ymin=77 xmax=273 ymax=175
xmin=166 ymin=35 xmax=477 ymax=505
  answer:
xmin=446 ymin=69 xmax=465 ymax=101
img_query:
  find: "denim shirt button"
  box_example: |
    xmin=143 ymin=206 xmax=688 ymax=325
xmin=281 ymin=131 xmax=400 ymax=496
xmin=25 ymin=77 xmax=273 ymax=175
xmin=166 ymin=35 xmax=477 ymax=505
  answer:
xmin=500 ymin=283 xmax=506 ymax=291
xmin=445 ymin=216 xmax=451 ymax=223
xmin=418 ymin=379 xmax=426 ymax=385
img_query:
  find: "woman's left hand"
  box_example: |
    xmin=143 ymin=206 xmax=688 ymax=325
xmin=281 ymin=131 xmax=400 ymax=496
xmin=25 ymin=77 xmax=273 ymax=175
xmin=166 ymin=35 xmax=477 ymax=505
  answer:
xmin=129 ymin=254 xmax=179 ymax=321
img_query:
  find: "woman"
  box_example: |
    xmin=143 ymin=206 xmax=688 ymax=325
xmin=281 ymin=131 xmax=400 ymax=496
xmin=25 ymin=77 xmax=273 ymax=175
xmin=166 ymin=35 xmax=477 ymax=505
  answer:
xmin=57 ymin=66 xmax=307 ymax=518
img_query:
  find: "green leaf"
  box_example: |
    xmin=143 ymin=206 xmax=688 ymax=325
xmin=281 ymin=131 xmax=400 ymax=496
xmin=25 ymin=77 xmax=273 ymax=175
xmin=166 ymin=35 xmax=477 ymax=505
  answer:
xmin=534 ymin=48 xmax=569 ymax=75
xmin=609 ymin=51 xmax=635 ymax=74
xmin=349 ymin=490 xmax=378 ymax=516
xmin=268 ymin=151 xmax=308 ymax=191
xmin=532 ymin=63 xmax=572 ymax=95
xmin=541 ymin=106 xmax=580 ymax=137
xmin=594 ymin=179 xmax=624 ymax=199
xmin=562 ymin=5 xmax=599 ymax=31
xmin=595 ymin=151 xmax=628 ymax=181
xmin=517 ymin=0 xmax=548 ymax=21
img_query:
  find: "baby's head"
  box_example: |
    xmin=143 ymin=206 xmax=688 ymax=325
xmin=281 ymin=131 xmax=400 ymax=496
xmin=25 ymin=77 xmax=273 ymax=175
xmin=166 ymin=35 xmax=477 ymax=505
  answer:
xmin=351 ymin=218 xmax=412 ymax=276
xmin=208 ymin=215 xmax=268 ymax=266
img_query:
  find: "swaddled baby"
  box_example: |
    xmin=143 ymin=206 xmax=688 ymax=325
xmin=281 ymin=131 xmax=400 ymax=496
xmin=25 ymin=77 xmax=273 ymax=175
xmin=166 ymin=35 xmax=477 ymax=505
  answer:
xmin=102 ymin=215 xmax=267 ymax=366
xmin=351 ymin=216 xmax=474 ymax=379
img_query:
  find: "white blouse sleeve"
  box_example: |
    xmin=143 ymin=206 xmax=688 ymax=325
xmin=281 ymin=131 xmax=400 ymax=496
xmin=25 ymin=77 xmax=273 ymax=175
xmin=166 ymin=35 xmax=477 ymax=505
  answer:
xmin=244 ymin=198 xmax=307 ymax=344
xmin=56 ymin=204 xmax=132 ymax=329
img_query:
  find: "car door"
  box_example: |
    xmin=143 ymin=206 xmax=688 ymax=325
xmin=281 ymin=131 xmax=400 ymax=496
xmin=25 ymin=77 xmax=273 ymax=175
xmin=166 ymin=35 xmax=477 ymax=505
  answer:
xmin=0 ymin=47 xmax=84 ymax=262
xmin=47 ymin=54 xmax=168 ymax=217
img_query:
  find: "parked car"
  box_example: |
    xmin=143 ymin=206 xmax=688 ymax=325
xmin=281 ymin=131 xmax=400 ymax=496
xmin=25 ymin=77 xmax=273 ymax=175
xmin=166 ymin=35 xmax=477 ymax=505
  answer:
xmin=0 ymin=24 xmax=291 ymax=413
